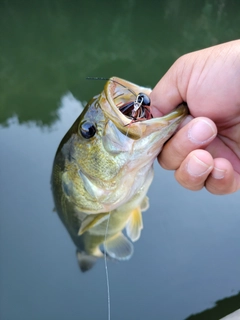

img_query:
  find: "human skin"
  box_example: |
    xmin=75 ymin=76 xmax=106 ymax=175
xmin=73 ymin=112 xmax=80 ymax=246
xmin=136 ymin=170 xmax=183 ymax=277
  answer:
xmin=150 ymin=40 xmax=240 ymax=194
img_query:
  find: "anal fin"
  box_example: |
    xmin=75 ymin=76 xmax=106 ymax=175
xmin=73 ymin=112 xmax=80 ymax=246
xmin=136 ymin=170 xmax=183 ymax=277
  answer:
xmin=104 ymin=232 xmax=133 ymax=261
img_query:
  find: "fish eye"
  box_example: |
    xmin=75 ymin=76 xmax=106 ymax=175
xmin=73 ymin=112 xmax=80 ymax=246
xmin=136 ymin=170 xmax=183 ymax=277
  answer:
xmin=79 ymin=121 xmax=96 ymax=139
xmin=138 ymin=93 xmax=151 ymax=106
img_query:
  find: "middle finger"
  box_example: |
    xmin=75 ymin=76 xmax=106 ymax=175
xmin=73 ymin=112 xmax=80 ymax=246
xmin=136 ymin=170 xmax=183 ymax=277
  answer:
xmin=158 ymin=117 xmax=217 ymax=170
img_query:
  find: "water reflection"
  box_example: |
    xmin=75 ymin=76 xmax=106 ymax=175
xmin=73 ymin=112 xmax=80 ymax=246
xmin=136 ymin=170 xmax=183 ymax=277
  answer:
xmin=185 ymin=292 xmax=240 ymax=320
xmin=1 ymin=0 xmax=240 ymax=126
xmin=1 ymin=91 xmax=240 ymax=320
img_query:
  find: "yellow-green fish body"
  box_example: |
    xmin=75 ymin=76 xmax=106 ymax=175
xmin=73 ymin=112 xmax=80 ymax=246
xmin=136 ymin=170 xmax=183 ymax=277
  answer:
xmin=51 ymin=77 xmax=188 ymax=271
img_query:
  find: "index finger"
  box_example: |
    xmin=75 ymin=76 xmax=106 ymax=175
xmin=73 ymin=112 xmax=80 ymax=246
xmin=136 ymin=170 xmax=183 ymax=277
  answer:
xmin=159 ymin=117 xmax=217 ymax=169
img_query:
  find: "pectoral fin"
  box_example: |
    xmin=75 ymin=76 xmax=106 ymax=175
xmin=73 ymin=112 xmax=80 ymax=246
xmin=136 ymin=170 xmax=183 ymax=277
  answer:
xmin=78 ymin=212 xmax=110 ymax=235
xmin=104 ymin=232 xmax=133 ymax=260
xmin=126 ymin=207 xmax=143 ymax=242
xmin=140 ymin=196 xmax=149 ymax=212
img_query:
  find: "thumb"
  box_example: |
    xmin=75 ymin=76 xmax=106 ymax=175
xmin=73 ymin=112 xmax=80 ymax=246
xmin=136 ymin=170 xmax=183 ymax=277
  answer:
xmin=150 ymin=56 xmax=190 ymax=117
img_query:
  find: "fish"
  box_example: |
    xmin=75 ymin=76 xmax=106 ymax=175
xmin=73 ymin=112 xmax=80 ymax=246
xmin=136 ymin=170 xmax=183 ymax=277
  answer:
xmin=51 ymin=77 xmax=188 ymax=272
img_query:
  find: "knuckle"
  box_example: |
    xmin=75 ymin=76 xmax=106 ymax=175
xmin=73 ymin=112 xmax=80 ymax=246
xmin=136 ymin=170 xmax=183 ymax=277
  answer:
xmin=206 ymin=177 xmax=236 ymax=195
xmin=158 ymin=155 xmax=177 ymax=170
xmin=175 ymin=170 xmax=205 ymax=191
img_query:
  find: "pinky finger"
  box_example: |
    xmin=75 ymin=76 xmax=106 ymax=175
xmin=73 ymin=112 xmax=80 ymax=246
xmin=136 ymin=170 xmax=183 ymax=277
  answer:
xmin=205 ymin=158 xmax=240 ymax=195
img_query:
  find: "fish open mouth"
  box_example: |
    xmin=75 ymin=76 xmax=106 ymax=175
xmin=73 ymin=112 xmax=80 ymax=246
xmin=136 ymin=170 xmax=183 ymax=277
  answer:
xmin=109 ymin=81 xmax=153 ymax=121
xmin=104 ymin=77 xmax=153 ymax=123
xmin=99 ymin=76 xmax=188 ymax=139
xmin=118 ymin=98 xmax=153 ymax=121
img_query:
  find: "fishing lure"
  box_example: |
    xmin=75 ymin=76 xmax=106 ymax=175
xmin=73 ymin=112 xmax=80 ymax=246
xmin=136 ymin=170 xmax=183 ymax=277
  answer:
xmin=119 ymin=92 xmax=152 ymax=122
xmin=86 ymin=77 xmax=153 ymax=123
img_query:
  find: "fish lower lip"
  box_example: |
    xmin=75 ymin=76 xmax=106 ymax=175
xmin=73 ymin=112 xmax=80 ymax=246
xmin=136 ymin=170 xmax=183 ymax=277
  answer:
xmin=160 ymin=103 xmax=188 ymax=121
xmin=120 ymin=102 xmax=188 ymax=124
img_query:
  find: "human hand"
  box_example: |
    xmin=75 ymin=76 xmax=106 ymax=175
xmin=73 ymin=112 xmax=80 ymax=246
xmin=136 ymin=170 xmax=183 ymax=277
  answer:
xmin=150 ymin=40 xmax=240 ymax=194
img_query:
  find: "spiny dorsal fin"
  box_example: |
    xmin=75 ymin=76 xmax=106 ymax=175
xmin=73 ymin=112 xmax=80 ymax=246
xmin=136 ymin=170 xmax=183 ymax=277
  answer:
xmin=104 ymin=232 xmax=133 ymax=260
xmin=126 ymin=207 xmax=143 ymax=242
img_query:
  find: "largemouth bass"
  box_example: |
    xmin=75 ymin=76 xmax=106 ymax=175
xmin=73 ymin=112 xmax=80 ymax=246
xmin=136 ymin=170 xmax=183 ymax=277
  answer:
xmin=51 ymin=77 xmax=188 ymax=271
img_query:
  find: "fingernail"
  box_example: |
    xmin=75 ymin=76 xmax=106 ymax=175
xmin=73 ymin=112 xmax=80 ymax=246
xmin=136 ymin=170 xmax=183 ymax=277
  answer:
xmin=187 ymin=155 xmax=213 ymax=177
xmin=188 ymin=120 xmax=216 ymax=144
xmin=211 ymin=167 xmax=225 ymax=179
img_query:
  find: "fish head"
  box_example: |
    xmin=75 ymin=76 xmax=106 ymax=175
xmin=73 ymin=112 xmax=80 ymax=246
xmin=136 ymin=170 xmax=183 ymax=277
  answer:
xmin=99 ymin=76 xmax=188 ymax=171
xmin=55 ymin=77 xmax=188 ymax=214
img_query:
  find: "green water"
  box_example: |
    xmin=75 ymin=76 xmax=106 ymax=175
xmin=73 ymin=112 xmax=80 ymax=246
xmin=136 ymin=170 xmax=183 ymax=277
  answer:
xmin=1 ymin=1 xmax=240 ymax=319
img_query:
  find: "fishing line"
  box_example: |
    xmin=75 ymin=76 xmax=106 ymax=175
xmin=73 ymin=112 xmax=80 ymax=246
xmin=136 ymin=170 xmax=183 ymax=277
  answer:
xmin=104 ymin=213 xmax=111 ymax=320
xmin=86 ymin=77 xmax=138 ymax=97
